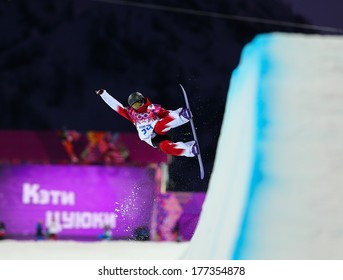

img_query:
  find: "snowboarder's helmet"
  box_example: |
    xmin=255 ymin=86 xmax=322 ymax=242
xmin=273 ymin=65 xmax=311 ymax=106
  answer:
xmin=128 ymin=92 xmax=145 ymax=107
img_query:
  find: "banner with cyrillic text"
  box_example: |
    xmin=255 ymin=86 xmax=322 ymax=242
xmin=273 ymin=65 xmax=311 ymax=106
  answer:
xmin=0 ymin=164 xmax=156 ymax=240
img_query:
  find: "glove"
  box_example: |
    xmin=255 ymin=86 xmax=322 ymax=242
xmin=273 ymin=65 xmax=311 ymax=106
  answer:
xmin=95 ymin=89 xmax=105 ymax=95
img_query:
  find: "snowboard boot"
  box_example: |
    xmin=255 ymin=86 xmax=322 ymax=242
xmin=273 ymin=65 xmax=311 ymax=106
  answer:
xmin=179 ymin=108 xmax=192 ymax=120
xmin=191 ymin=141 xmax=200 ymax=156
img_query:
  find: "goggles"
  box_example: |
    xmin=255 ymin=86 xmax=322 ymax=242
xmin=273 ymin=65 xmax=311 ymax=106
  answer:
xmin=131 ymin=99 xmax=144 ymax=110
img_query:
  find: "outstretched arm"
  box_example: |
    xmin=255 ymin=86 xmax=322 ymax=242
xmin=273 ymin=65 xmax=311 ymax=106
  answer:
xmin=95 ymin=89 xmax=132 ymax=122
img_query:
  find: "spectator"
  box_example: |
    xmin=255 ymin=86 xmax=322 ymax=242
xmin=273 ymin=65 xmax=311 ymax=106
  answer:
xmin=35 ymin=220 xmax=45 ymax=241
xmin=133 ymin=226 xmax=150 ymax=241
xmin=98 ymin=224 xmax=112 ymax=241
xmin=47 ymin=218 xmax=61 ymax=240
xmin=172 ymin=221 xmax=182 ymax=242
xmin=0 ymin=221 xmax=5 ymax=240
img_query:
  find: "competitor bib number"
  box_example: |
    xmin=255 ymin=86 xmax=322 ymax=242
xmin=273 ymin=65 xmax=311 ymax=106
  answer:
xmin=139 ymin=124 xmax=153 ymax=136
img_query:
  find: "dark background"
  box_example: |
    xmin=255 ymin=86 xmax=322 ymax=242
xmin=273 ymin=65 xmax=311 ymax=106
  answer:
xmin=1 ymin=0 xmax=342 ymax=192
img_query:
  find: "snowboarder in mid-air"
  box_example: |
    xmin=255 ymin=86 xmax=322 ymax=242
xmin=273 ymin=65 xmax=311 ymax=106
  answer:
xmin=95 ymin=89 xmax=199 ymax=157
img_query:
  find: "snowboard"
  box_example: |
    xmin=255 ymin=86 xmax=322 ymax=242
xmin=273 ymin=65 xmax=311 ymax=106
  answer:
xmin=179 ymin=84 xmax=205 ymax=180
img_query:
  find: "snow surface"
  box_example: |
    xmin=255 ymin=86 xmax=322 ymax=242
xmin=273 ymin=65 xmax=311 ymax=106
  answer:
xmin=185 ymin=33 xmax=343 ymax=259
xmin=1 ymin=33 xmax=343 ymax=260
xmin=0 ymin=240 xmax=189 ymax=260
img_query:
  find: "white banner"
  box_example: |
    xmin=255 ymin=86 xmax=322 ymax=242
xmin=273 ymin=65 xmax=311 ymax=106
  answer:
xmin=1 ymin=260 xmax=343 ymax=280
